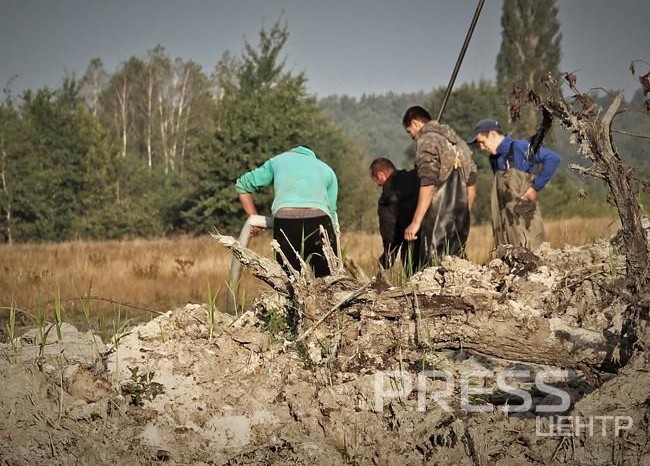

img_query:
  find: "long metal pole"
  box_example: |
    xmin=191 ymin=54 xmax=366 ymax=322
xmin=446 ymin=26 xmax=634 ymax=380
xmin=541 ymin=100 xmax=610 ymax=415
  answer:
xmin=436 ymin=0 xmax=486 ymax=122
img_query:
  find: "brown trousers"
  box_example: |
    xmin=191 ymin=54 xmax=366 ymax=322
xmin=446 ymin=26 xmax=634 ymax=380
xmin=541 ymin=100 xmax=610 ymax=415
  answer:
xmin=491 ymin=168 xmax=545 ymax=250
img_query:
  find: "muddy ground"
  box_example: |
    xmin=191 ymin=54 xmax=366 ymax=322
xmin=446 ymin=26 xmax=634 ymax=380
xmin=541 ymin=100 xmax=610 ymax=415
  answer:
xmin=1 ymin=236 xmax=649 ymax=465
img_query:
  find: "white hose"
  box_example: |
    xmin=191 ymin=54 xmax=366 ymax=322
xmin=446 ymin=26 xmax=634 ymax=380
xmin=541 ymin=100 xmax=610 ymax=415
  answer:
xmin=226 ymin=215 xmax=273 ymax=313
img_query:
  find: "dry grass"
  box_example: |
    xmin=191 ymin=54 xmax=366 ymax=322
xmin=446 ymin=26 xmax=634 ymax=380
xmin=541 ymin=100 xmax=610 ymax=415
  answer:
xmin=0 ymin=217 xmax=619 ymax=330
xmin=348 ymin=216 xmax=620 ymax=268
xmin=466 ymin=216 xmax=620 ymax=264
xmin=0 ymin=234 xmax=276 ymax=330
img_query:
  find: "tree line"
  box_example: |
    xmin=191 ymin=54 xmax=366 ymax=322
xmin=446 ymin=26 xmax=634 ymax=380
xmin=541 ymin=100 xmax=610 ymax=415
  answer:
xmin=0 ymin=22 xmax=377 ymax=243
xmin=1 ymin=1 xmax=647 ymax=244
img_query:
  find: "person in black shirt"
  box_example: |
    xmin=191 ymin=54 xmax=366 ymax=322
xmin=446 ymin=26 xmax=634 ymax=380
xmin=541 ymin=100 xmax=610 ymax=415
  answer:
xmin=370 ymin=157 xmax=433 ymax=276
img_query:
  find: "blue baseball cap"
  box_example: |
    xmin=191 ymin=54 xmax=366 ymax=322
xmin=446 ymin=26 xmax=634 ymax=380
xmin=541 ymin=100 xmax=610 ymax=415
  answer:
xmin=467 ymin=119 xmax=503 ymax=144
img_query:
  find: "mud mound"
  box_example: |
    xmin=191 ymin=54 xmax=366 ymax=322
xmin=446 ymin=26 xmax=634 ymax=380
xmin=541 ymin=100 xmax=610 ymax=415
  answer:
xmin=1 ymin=240 xmax=648 ymax=465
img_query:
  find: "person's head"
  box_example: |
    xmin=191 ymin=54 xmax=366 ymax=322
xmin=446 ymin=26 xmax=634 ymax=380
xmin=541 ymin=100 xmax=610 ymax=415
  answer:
xmin=467 ymin=119 xmax=505 ymax=155
xmin=402 ymin=105 xmax=432 ymax=140
xmin=369 ymin=157 xmax=396 ymax=186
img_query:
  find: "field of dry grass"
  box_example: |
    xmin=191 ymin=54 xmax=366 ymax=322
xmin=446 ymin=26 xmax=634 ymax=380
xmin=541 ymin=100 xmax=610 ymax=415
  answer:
xmin=0 ymin=217 xmax=619 ymax=330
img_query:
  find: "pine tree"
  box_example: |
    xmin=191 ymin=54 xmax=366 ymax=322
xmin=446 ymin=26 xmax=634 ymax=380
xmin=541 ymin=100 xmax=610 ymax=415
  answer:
xmin=496 ymin=0 xmax=562 ymax=136
xmin=181 ymin=19 xmax=374 ymax=234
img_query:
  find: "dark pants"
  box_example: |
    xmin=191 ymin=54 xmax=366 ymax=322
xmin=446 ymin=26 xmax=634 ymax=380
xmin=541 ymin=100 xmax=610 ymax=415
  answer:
xmin=273 ymin=215 xmax=338 ymax=277
xmin=381 ymin=238 xmax=430 ymax=277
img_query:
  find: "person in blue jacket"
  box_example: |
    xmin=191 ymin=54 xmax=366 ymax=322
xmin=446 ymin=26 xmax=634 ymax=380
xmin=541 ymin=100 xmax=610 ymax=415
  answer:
xmin=235 ymin=145 xmax=339 ymax=277
xmin=467 ymin=119 xmax=560 ymax=250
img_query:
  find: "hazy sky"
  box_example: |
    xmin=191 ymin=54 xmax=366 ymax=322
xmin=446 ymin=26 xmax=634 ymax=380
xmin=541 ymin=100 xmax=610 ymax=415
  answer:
xmin=1 ymin=0 xmax=648 ymax=99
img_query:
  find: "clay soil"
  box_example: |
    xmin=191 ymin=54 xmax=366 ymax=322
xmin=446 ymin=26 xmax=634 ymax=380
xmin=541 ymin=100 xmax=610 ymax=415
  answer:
xmin=1 ymin=238 xmax=648 ymax=465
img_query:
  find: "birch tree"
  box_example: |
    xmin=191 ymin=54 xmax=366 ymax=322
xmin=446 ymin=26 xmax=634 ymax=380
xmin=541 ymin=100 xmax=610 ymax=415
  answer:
xmin=107 ymin=57 xmax=145 ymax=159
xmin=80 ymin=58 xmax=108 ymax=118
xmin=0 ymin=90 xmax=21 ymax=243
xmin=0 ymin=122 xmax=13 ymax=243
xmin=151 ymin=53 xmax=206 ymax=174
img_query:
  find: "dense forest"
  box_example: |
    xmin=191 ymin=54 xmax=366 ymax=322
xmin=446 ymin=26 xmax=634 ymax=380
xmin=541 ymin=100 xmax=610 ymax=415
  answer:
xmin=0 ymin=23 xmax=377 ymax=243
xmin=0 ymin=14 xmax=648 ymax=243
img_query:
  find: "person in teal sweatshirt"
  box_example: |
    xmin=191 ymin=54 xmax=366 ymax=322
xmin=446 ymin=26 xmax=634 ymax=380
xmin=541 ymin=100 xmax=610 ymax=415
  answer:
xmin=235 ymin=145 xmax=339 ymax=277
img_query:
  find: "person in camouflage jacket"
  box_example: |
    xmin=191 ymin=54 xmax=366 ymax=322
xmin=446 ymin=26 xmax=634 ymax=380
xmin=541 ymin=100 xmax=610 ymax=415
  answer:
xmin=402 ymin=106 xmax=478 ymax=261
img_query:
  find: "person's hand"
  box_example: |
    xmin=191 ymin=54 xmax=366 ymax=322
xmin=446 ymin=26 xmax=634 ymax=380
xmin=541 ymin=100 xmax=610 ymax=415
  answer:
xmin=521 ymin=187 xmax=538 ymax=203
xmin=250 ymin=225 xmax=264 ymax=237
xmin=404 ymin=221 xmax=421 ymax=241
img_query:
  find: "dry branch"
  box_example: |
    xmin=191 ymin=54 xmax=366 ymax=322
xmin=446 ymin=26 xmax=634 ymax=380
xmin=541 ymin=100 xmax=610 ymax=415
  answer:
xmin=338 ymin=285 xmax=622 ymax=372
xmin=543 ymin=88 xmax=650 ymax=291
xmin=210 ymin=232 xmax=289 ymax=294
xmin=295 ymin=280 xmax=374 ymax=343
xmin=212 ymin=230 xmax=628 ymax=372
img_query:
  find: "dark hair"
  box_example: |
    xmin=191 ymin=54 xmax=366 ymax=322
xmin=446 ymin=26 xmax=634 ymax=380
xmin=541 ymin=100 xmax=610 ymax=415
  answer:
xmin=369 ymin=157 xmax=395 ymax=175
xmin=402 ymin=105 xmax=432 ymax=127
